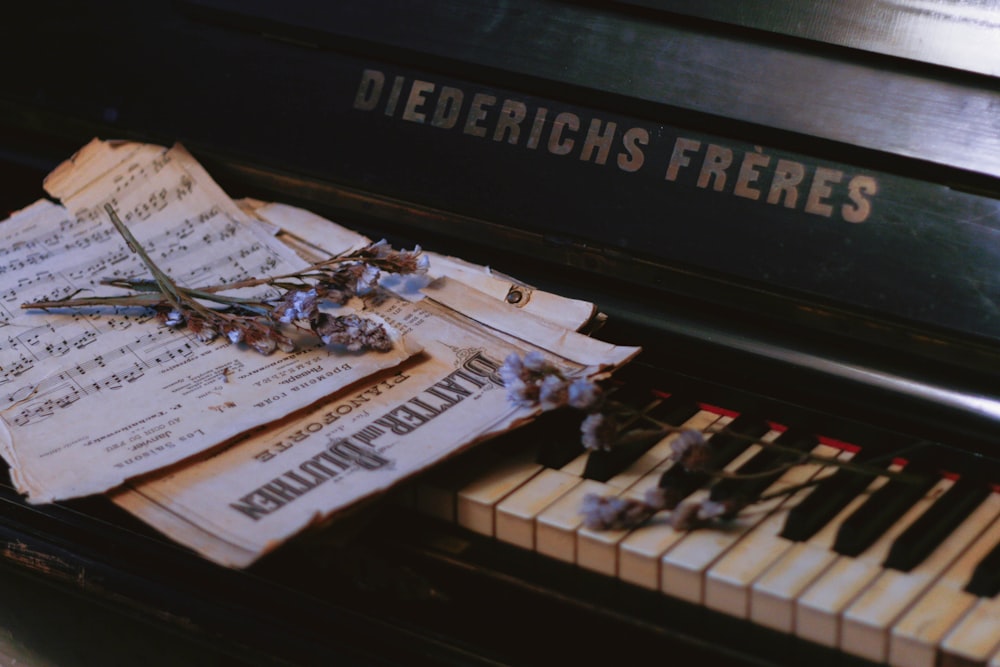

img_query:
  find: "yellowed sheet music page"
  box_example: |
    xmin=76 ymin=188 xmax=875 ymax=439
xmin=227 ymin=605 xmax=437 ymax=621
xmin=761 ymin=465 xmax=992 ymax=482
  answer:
xmin=0 ymin=140 xmax=416 ymax=502
xmin=112 ymin=203 xmax=639 ymax=567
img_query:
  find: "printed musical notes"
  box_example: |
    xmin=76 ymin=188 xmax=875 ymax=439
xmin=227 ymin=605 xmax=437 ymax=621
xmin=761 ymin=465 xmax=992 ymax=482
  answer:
xmin=0 ymin=140 xmax=416 ymax=503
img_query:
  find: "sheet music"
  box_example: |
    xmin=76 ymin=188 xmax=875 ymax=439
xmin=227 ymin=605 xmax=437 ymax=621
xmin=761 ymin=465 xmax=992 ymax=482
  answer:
xmin=0 ymin=140 xmax=416 ymax=502
xmin=111 ymin=202 xmax=639 ymax=567
xmin=256 ymin=199 xmax=599 ymax=330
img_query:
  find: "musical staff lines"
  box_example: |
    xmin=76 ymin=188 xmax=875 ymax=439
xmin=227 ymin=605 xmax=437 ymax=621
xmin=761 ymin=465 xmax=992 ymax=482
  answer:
xmin=4 ymin=326 xmax=201 ymax=427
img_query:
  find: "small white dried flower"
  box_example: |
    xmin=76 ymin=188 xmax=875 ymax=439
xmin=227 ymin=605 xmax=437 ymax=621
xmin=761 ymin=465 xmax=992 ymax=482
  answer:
xmin=164 ymin=309 xmax=184 ymax=327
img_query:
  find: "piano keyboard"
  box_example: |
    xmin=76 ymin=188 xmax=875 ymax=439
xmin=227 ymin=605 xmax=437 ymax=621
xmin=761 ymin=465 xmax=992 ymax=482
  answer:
xmin=404 ymin=386 xmax=1000 ymax=667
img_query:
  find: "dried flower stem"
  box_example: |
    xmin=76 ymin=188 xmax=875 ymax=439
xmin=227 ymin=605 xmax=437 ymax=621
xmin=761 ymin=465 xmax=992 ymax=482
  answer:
xmin=105 ymin=204 xmax=188 ymax=313
xmin=22 ymin=206 xmax=429 ymax=354
xmin=634 ymin=418 xmax=922 ymax=485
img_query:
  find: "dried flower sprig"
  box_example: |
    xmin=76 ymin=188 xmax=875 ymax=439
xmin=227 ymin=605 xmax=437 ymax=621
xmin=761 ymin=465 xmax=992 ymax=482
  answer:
xmin=579 ymin=423 xmax=923 ymax=532
xmin=21 ymin=204 xmax=428 ymax=354
xmin=499 ymin=351 xmax=611 ymax=448
xmin=497 ymin=352 xmax=930 ymax=534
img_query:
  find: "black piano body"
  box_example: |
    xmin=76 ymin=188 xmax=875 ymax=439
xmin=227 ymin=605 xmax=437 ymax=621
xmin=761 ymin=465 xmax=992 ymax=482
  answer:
xmin=0 ymin=2 xmax=999 ymax=665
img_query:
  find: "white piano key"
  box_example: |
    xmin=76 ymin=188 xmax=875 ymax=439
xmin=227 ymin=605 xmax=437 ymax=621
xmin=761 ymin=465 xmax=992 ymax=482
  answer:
xmin=574 ymin=411 xmax=725 ymax=577
xmin=940 ymin=596 xmax=1000 ymax=666
xmin=750 ymin=466 xmax=896 ymax=633
xmin=841 ymin=491 xmax=1000 ymax=664
xmin=889 ymin=512 xmax=1000 ymax=667
xmin=456 ymin=446 xmax=544 ymax=536
xmin=704 ymin=443 xmax=845 ymax=618
xmin=536 ymin=478 xmax=611 ymax=562
xmin=795 ymin=476 xmax=952 ymax=648
xmin=619 ymin=439 xmax=761 ymax=590
xmin=659 ymin=429 xmax=791 ymax=603
xmin=495 ymin=464 xmax=584 ymax=549
xmin=577 ymin=522 xmax=632 ymax=577
xmin=575 ymin=458 xmax=681 ymax=575
xmin=415 ymin=443 xmax=520 ymax=521
xmin=751 ymin=542 xmax=840 ymax=634
xmin=660 ymin=438 xmax=832 ymax=604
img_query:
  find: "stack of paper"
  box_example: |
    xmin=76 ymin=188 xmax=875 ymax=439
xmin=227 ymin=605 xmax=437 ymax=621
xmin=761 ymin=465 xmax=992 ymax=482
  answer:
xmin=0 ymin=139 xmax=639 ymax=567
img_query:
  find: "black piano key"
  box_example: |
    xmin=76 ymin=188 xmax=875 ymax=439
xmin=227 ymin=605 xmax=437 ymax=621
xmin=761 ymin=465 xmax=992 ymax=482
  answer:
xmin=708 ymin=430 xmax=818 ymax=509
xmin=656 ymin=414 xmax=769 ymax=508
xmin=779 ymin=448 xmax=892 ymax=543
xmin=536 ymin=375 xmax=660 ymax=469
xmin=582 ymin=396 xmax=699 ymax=482
xmin=884 ymin=473 xmax=992 ymax=572
xmin=831 ymin=468 xmax=938 ymax=557
xmin=966 ymin=535 xmax=1000 ymax=598
xmin=524 ymin=407 xmax=591 ymax=468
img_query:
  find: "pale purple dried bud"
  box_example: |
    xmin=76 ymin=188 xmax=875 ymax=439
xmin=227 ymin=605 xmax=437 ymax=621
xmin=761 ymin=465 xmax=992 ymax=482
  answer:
xmin=669 ymin=501 xmax=705 ymax=531
xmin=522 ymin=351 xmax=548 ymax=372
xmin=275 ymin=333 xmax=296 ymax=353
xmin=581 ymin=412 xmax=617 ymax=451
xmin=311 ymin=313 xmax=393 ymax=352
xmin=275 ymin=288 xmax=319 ymax=323
xmin=163 ymin=309 xmax=184 ymax=327
xmin=500 ymin=354 xmax=539 ymax=406
xmin=367 ymin=239 xmax=392 ymax=259
xmin=696 ymin=499 xmax=731 ymax=521
xmin=644 ymin=486 xmax=669 ymax=511
xmin=669 ymin=429 xmax=712 ymax=472
xmin=505 ymin=377 xmax=538 ymax=407
xmin=193 ymin=324 xmax=218 ymax=342
xmin=355 ymin=264 xmax=381 ymax=295
xmin=186 ymin=315 xmax=218 ymax=342
xmin=245 ymin=326 xmax=278 ymax=355
xmin=579 ymin=493 xmax=655 ymax=530
xmin=701 ymin=496 xmax=746 ymax=520
xmin=566 ymin=378 xmax=603 ymax=410
xmin=377 ymin=241 xmax=429 ymax=274
xmin=314 ymin=283 xmax=352 ymax=306
xmin=413 ymin=252 xmax=430 ymax=273
xmin=538 ymin=375 xmax=568 ymax=411
xmin=499 ymin=353 xmax=525 ymax=386
xmin=226 ymin=327 xmax=244 ymax=344
xmin=249 ymin=336 xmax=277 ymax=355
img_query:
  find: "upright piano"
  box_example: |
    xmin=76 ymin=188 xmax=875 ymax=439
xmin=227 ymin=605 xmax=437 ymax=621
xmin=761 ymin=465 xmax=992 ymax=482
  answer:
xmin=0 ymin=1 xmax=999 ymax=665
